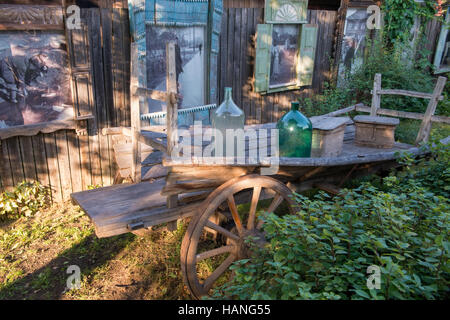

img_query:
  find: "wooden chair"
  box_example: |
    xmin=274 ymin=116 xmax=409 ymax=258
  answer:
xmin=369 ymin=73 xmax=447 ymax=145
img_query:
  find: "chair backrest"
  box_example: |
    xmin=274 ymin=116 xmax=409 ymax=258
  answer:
xmin=370 ymin=73 xmax=447 ymax=145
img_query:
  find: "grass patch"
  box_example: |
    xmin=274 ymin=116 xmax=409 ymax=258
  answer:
xmin=0 ymin=202 xmax=191 ymax=300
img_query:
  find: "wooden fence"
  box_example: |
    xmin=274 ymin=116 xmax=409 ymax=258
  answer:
xmin=218 ymin=7 xmax=338 ymax=125
xmin=0 ymin=7 xmax=130 ymax=201
xmin=0 ymin=2 xmax=445 ymax=201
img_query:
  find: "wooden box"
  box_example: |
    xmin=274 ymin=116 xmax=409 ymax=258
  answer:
xmin=311 ymin=116 xmax=350 ymax=158
xmin=354 ymin=115 xmax=400 ymax=149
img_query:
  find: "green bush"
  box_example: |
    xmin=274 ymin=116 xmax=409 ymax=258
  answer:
xmin=298 ymin=33 xmax=450 ymax=118
xmin=0 ymin=181 xmax=51 ymax=221
xmin=213 ymin=144 xmax=450 ymax=300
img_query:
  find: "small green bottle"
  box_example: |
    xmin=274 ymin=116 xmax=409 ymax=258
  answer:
xmin=277 ymin=102 xmax=312 ymax=158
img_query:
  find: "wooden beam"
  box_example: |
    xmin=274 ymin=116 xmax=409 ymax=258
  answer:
xmin=370 ymin=73 xmax=382 ymax=116
xmin=134 ymin=87 xmax=169 ymax=102
xmin=130 ymin=43 xmax=142 ymax=183
xmin=165 ymin=41 xmax=180 ymax=232
xmin=355 ymin=105 xmax=450 ymax=124
xmin=374 ymin=89 xmax=444 ymax=101
xmin=0 ymin=120 xmax=77 ymax=140
xmin=415 ymin=76 xmax=447 ymax=145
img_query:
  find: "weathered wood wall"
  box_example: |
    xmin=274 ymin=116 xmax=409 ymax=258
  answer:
xmin=218 ymin=7 xmax=338 ymax=124
xmin=0 ymin=0 xmax=445 ymax=201
xmin=0 ymin=4 xmax=130 ymax=201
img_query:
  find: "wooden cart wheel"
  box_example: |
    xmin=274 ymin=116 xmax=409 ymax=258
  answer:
xmin=180 ymin=174 xmax=296 ymax=299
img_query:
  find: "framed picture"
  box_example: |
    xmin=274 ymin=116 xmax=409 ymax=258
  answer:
xmin=0 ymin=4 xmax=88 ymax=139
xmin=0 ymin=31 xmax=73 ymax=128
xmin=128 ymin=0 xmax=223 ymax=119
xmin=433 ymin=7 xmax=450 ymax=74
xmin=337 ymin=7 xmax=369 ymax=86
xmin=146 ymin=25 xmax=206 ymax=113
xmin=269 ymin=24 xmax=300 ymax=89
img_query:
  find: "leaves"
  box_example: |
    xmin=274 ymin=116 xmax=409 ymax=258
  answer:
xmin=0 ymin=181 xmax=50 ymax=221
xmin=212 ymin=144 xmax=450 ymax=300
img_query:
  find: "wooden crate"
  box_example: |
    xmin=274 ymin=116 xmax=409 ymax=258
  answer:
xmin=354 ymin=116 xmax=400 ymax=149
xmin=311 ymin=117 xmax=350 ymax=158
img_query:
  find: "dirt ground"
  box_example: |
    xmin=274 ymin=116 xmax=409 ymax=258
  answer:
xmin=0 ymin=202 xmax=192 ymax=300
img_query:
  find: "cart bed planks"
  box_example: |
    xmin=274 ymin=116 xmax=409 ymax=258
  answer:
xmin=71 ymin=178 xmax=201 ymax=238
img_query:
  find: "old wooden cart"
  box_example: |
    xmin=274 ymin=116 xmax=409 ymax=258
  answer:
xmin=71 ymin=43 xmax=449 ymax=298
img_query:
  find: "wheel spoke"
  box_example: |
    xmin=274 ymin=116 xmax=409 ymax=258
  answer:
xmin=196 ymin=245 xmax=235 ymax=262
xmin=203 ymin=254 xmax=236 ymax=291
xmin=256 ymin=193 xmax=283 ymax=230
xmin=205 ymin=220 xmax=239 ymax=242
xmin=247 ymin=186 xmax=262 ymax=230
xmin=227 ymin=195 xmax=243 ymax=235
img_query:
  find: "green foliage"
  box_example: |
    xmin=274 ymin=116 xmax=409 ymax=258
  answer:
xmin=382 ymin=0 xmax=442 ymax=45
xmin=0 ymin=181 xmax=50 ymax=221
xmin=300 ymin=37 xmax=442 ymax=118
xmin=213 ymin=144 xmax=450 ymax=300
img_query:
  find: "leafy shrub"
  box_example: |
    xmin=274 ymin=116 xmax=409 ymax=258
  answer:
xmin=0 ymin=181 xmax=50 ymax=221
xmin=300 ymin=37 xmax=443 ymax=118
xmin=213 ymin=144 xmax=450 ymax=300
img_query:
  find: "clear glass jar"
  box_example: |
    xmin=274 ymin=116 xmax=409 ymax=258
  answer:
xmin=211 ymin=87 xmax=245 ymax=156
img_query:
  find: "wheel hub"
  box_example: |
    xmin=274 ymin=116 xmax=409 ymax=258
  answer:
xmin=235 ymin=229 xmax=266 ymax=259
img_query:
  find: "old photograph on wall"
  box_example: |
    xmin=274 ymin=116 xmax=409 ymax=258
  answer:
xmin=0 ymin=31 xmax=73 ymax=128
xmin=337 ymin=8 xmax=369 ymax=86
xmin=269 ymin=24 xmax=300 ymax=88
xmin=146 ymin=25 xmax=206 ymax=113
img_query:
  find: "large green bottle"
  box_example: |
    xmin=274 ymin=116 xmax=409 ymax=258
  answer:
xmin=277 ymin=102 xmax=312 ymax=158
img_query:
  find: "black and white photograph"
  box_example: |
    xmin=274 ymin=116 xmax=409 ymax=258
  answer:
xmin=433 ymin=8 xmax=450 ymax=74
xmin=0 ymin=31 xmax=73 ymax=128
xmin=146 ymin=25 xmax=205 ymax=113
xmin=337 ymin=8 xmax=369 ymax=86
xmin=269 ymin=24 xmax=299 ymax=88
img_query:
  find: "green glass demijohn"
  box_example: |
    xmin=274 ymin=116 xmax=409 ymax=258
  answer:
xmin=277 ymin=102 xmax=312 ymax=158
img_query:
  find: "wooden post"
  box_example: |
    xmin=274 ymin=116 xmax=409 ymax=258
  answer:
xmin=370 ymin=73 xmax=382 ymax=116
xmin=415 ymin=76 xmax=447 ymax=145
xmin=130 ymin=42 xmax=142 ymax=183
xmin=166 ymin=42 xmax=179 ymax=231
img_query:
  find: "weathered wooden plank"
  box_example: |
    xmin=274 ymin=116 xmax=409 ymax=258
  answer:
xmin=0 ymin=139 xmax=13 ymax=191
xmin=376 ymin=89 xmax=444 ymax=101
xmin=7 ymin=138 xmax=25 ymax=186
xmin=234 ymin=8 xmax=242 ymax=106
xmin=66 ymin=131 xmax=83 ymax=193
xmin=355 ymin=105 xmax=450 ymax=124
xmin=370 ymin=73 xmax=382 ymax=116
xmin=55 ymin=130 xmax=73 ymax=200
xmin=44 ymin=133 xmax=62 ymax=202
xmin=226 ymin=8 xmax=235 ymax=88
xmin=19 ymin=136 xmax=37 ymax=182
xmin=416 ymin=76 xmax=447 ymax=144
xmin=31 ymin=134 xmax=50 ymax=190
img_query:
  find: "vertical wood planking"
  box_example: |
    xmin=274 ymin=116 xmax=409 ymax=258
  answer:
xmin=19 ymin=136 xmax=37 ymax=182
xmin=55 ymin=130 xmax=73 ymax=200
xmin=44 ymin=133 xmax=62 ymax=202
xmin=0 ymin=141 xmax=13 ymax=191
xmin=7 ymin=138 xmax=25 ymax=186
xmin=31 ymin=134 xmax=50 ymax=189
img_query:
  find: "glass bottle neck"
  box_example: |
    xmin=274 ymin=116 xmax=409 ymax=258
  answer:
xmin=224 ymin=88 xmax=232 ymax=101
xmin=291 ymin=102 xmax=300 ymax=111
